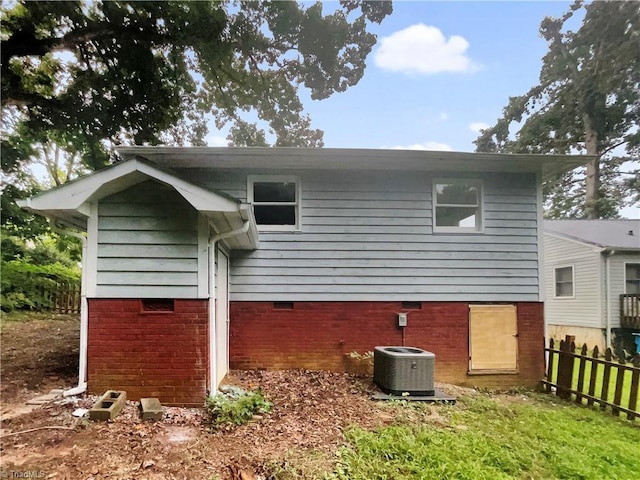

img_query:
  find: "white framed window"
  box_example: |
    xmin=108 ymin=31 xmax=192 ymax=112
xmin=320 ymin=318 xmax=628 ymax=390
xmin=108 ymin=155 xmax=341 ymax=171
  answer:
xmin=625 ymin=263 xmax=640 ymax=294
xmin=248 ymin=175 xmax=300 ymax=231
xmin=433 ymin=179 xmax=483 ymax=232
xmin=554 ymin=265 xmax=574 ymax=298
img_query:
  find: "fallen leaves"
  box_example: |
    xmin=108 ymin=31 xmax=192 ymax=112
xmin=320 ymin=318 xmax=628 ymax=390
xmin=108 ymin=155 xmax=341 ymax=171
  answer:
xmin=0 ymin=316 xmax=419 ymax=479
xmin=1 ymin=370 xmax=390 ymax=479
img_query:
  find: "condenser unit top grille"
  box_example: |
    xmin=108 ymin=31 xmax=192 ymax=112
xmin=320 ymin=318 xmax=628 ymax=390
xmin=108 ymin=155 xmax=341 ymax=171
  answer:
xmin=377 ymin=347 xmax=432 ymax=356
xmin=374 ymin=346 xmax=435 ymax=396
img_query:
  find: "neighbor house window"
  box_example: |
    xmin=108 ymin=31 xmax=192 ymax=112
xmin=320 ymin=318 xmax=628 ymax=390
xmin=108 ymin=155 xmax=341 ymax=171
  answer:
xmin=625 ymin=263 xmax=640 ymax=294
xmin=433 ymin=179 xmax=482 ymax=232
xmin=248 ymin=175 xmax=300 ymax=230
xmin=554 ymin=266 xmax=574 ymax=298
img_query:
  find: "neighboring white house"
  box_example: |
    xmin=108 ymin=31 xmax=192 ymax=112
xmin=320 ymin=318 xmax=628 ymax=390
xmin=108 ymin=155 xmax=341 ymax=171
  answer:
xmin=544 ymin=219 xmax=640 ymax=351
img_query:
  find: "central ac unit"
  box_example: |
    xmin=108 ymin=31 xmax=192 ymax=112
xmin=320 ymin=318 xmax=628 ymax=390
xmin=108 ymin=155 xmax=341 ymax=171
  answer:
xmin=373 ymin=346 xmax=435 ymax=396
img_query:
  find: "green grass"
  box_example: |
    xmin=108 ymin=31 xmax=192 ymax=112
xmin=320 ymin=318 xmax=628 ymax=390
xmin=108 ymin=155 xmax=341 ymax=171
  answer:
xmin=547 ymin=351 xmax=637 ymax=411
xmin=323 ymin=394 xmax=640 ymax=480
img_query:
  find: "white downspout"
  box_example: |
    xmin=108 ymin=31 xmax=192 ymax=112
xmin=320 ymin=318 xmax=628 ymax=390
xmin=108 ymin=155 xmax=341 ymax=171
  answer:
xmin=207 ymin=220 xmax=250 ymax=392
xmin=48 ymin=219 xmax=88 ymax=396
xmin=605 ymin=250 xmax=615 ymax=349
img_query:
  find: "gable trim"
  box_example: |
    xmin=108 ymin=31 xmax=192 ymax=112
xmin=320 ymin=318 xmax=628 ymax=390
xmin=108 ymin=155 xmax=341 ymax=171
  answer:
xmin=544 ymin=231 xmax=604 ymax=253
xmin=17 ymin=157 xmax=259 ymax=250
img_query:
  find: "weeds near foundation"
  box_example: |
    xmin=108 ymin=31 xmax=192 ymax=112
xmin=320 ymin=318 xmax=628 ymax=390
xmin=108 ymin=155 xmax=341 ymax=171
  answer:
xmin=204 ymin=386 xmax=272 ymax=430
xmin=344 ymin=351 xmax=374 ymax=376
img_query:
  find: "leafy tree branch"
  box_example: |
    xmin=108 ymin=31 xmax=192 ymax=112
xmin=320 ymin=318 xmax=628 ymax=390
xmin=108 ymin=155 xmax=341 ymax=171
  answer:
xmin=475 ymin=0 xmax=639 ymax=218
xmin=1 ymin=0 xmax=392 ymax=236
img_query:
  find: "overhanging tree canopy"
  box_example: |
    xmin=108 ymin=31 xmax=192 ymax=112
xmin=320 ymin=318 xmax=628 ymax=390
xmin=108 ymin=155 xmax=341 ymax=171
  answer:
xmin=1 ymin=0 xmax=392 ymax=235
xmin=475 ymin=0 xmax=639 ymax=219
xmin=1 ymin=0 xmax=392 ymax=169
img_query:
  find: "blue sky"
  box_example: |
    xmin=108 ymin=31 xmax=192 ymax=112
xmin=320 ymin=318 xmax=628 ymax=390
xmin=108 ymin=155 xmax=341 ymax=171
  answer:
xmin=23 ymin=1 xmax=637 ymax=218
xmin=205 ymin=1 xmax=638 ymax=219
xmin=207 ymin=1 xmax=577 ymax=152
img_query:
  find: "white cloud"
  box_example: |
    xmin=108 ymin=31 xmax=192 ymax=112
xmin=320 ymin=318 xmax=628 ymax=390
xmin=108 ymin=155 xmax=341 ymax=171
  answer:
xmin=469 ymin=122 xmax=489 ymax=133
xmin=391 ymin=142 xmax=453 ymax=152
xmin=439 ymin=112 xmax=449 ymax=121
xmin=374 ymin=24 xmax=478 ymax=75
xmin=205 ymin=133 xmax=228 ymax=147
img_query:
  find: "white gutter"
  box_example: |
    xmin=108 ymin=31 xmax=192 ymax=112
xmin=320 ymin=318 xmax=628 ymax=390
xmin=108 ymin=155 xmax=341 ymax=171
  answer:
xmin=48 ymin=219 xmax=88 ymax=396
xmin=604 ymin=249 xmax=615 ymax=349
xmin=207 ymin=220 xmax=251 ymax=392
xmin=211 ymin=220 xmax=251 ymax=244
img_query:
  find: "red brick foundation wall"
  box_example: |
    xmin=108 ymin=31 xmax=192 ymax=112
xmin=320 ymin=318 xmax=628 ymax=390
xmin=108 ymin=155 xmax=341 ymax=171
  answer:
xmin=229 ymin=301 xmax=544 ymax=388
xmin=87 ymin=299 xmax=208 ymax=406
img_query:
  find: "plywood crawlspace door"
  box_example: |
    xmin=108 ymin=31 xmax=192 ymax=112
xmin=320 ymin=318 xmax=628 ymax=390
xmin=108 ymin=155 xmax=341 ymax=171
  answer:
xmin=469 ymin=305 xmax=518 ymax=372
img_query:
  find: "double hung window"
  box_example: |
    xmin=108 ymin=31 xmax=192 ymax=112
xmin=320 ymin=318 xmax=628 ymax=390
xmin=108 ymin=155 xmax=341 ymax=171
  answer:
xmin=248 ymin=176 xmax=300 ymax=231
xmin=625 ymin=263 xmax=640 ymax=294
xmin=433 ymin=180 xmax=482 ymax=232
xmin=554 ymin=266 xmax=574 ymax=298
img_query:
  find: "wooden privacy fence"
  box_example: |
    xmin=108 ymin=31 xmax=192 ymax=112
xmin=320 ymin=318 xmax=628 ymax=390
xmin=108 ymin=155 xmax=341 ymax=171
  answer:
xmin=543 ymin=336 xmax=640 ymax=421
xmin=44 ymin=283 xmax=81 ymax=314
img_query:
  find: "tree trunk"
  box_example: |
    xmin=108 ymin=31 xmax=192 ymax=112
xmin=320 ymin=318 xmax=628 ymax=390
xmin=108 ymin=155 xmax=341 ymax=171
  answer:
xmin=583 ymin=114 xmax=600 ymax=219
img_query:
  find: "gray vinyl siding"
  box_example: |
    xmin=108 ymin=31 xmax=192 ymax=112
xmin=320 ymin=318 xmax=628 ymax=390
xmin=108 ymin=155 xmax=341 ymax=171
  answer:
xmin=180 ymin=168 xmax=540 ymax=302
xmin=606 ymin=252 xmax=640 ymax=328
xmin=96 ymin=181 xmax=201 ymax=298
xmin=544 ymin=235 xmax=602 ymax=328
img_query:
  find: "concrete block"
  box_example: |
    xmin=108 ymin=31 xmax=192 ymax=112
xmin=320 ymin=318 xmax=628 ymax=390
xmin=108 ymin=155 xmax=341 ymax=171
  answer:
xmin=89 ymin=390 xmax=127 ymax=421
xmin=140 ymin=397 xmax=163 ymax=421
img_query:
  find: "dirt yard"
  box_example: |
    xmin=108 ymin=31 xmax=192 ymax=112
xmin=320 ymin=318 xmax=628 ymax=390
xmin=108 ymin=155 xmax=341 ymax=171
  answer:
xmin=1 ymin=313 xmax=80 ymax=406
xmin=0 ymin=313 xmax=423 ymax=479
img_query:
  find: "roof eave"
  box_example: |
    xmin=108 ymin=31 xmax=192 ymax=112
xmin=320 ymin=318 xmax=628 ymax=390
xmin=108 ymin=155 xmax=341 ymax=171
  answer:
xmin=600 ymin=247 xmax=640 ymax=253
xmin=115 ymin=146 xmax=593 ymax=180
xmin=16 ymin=198 xmax=89 ymax=230
xmin=17 ymin=157 xmax=260 ymax=250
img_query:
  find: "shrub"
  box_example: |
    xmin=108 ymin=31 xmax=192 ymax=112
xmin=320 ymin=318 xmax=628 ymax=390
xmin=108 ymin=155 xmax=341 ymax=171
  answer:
xmin=204 ymin=386 xmax=272 ymax=430
xmin=0 ymin=258 xmax=80 ymax=312
xmin=1 ymin=231 xmax=81 ymax=312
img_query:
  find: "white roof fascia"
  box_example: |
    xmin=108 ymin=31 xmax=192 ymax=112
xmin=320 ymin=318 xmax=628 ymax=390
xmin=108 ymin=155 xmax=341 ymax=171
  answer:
xmin=599 ymin=247 xmax=640 ymax=253
xmin=17 ymin=158 xmax=241 ymax=213
xmin=544 ymin=231 xmax=603 ymax=253
xmin=132 ymin=160 xmax=240 ymax=213
xmin=115 ymin=146 xmax=593 ymax=182
xmin=545 ymin=230 xmax=640 ymax=254
xmin=18 ymin=160 xmax=145 ymax=212
xmin=240 ymin=203 xmax=260 ymax=249
xmin=17 ymin=157 xmax=259 ymax=249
